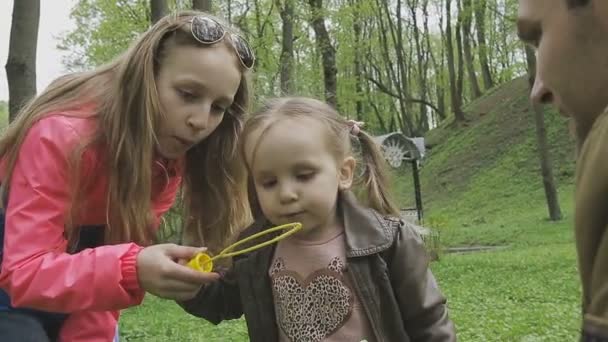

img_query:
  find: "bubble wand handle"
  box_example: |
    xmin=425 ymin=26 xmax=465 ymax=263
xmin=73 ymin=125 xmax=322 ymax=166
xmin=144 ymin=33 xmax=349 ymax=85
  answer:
xmin=187 ymin=222 xmax=302 ymax=272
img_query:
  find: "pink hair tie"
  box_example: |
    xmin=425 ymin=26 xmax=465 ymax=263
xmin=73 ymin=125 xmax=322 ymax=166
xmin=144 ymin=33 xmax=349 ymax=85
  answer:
xmin=347 ymin=120 xmax=365 ymax=136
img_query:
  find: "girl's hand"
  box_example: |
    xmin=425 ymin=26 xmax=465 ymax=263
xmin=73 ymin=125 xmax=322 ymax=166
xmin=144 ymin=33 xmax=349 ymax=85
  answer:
xmin=136 ymin=244 xmax=220 ymax=301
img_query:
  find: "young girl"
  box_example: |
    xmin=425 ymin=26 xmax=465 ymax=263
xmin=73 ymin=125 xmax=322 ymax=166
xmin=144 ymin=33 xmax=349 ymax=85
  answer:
xmin=0 ymin=11 xmax=254 ymax=342
xmin=180 ymin=97 xmax=456 ymax=341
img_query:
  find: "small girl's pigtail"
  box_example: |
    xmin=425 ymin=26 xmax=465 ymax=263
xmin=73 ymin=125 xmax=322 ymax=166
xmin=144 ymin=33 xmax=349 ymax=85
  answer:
xmin=348 ymin=120 xmax=400 ymax=216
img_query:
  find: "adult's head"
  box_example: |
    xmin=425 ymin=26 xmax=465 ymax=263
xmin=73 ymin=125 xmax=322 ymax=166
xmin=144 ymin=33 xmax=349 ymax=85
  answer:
xmin=518 ymin=0 xmax=608 ymax=140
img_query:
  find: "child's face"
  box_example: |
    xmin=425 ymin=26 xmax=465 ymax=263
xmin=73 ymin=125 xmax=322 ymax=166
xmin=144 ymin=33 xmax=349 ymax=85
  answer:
xmin=247 ymin=117 xmax=355 ymax=239
xmin=155 ymin=42 xmax=242 ymax=159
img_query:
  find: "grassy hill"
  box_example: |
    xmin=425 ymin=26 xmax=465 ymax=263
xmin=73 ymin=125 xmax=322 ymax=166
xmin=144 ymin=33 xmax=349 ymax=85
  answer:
xmin=394 ymin=76 xmax=576 ymax=248
xmin=402 ymin=76 xmax=580 ymax=340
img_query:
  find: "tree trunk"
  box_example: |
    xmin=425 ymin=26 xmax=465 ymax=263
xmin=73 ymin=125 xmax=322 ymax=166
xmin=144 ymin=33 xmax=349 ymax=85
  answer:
xmin=6 ymin=0 xmax=40 ymax=122
xmin=374 ymin=0 xmax=413 ymax=134
xmin=150 ymin=0 xmax=167 ymax=24
xmin=409 ymin=0 xmax=429 ymax=132
xmin=351 ymin=0 xmax=363 ymax=120
xmin=253 ymin=0 xmax=263 ymax=39
xmin=461 ymin=0 xmax=481 ymax=98
xmin=394 ymin=0 xmax=413 ymax=134
xmin=192 ymin=0 xmax=212 ymax=12
xmin=277 ymin=0 xmax=294 ymax=94
xmin=474 ymin=0 xmax=493 ymax=90
xmin=308 ymin=0 xmax=338 ymax=108
xmin=226 ymin=0 xmax=233 ymax=23
xmin=445 ymin=0 xmax=465 ymax=121
xmin=525 ymin=45 xmax=562 ymax=221
xmin=423 ymin=0 xmax=444 ymax=124
xmin=435 ymin=0 xmax=447 ymax=121
xmin=455 ymin=0 xmax=464 ymax=104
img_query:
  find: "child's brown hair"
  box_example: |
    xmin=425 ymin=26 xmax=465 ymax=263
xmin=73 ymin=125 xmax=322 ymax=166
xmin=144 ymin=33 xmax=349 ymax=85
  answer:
xmin=241 ymin=97 xmax=399 ymax=218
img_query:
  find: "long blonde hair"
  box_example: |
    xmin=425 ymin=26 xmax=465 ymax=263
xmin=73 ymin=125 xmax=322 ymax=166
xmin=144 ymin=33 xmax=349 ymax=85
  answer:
xmin=0 ymin=10 xmax=252 ymax=249
xmin=241 ymin=97 xmax=399 ymax=218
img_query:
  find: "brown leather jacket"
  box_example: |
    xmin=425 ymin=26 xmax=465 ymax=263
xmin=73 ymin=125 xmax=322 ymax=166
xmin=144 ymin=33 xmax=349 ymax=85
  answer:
xmin=180 ymin=192 xmax=456 ymax=341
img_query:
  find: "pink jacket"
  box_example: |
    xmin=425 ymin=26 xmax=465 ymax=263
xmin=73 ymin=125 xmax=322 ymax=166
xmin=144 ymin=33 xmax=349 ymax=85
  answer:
xmin=0 ymin=111 xmax=182 ymax=341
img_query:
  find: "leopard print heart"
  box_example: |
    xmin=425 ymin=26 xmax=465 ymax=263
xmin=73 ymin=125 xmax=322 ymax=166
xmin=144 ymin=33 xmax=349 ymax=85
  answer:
xmin=271 ymin=258 xmax=354 ymax=342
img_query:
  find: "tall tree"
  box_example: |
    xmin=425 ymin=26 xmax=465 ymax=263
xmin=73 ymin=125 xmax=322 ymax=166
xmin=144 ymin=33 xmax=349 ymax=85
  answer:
xmin=524 ymin=45 xmax=562 ymax=221
xmin=455 ymin=0 xmax=464 ymax=104
xmin=350 ymin=0 xmax=364 ymax=120
xmin=461 ymin=0 xmax=481 ymax=98
xmin=308 ymin=0 xmax=338 ymax=108
xmin=277 ymin=0 xmax=295 ymax=94
xmin=445 ymin=0 xmax=465 ymax=121
xmin=408 ymin=0 xmax=430 ymax=132
xmin=6 ymin=0 xmax=40 ymax=122
xmin=390 ymin=0 xmax=413 ymax=134
xmin=433 ymin=0 xmax=447 ymax=121
xmin=192 ymin=0 xmax=212 ymax=12
xmin=59 ymin=0 xmax=525 ymax=135
xmin=369 ymin=0 xmax=410 ymax=134
xmin=150 ymin=0 xmax=168 ymax=24
xmin=474 ymin=0 xmax=493 ymax=90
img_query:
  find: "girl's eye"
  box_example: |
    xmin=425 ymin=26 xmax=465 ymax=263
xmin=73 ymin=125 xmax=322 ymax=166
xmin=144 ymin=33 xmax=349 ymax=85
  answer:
xmin=260 ymin=179 xmax=277 ymax=189
xmin=297 ymin=172 xmax=315 ymax=181
xmin=211 ymin=104 xmax=227 ymax=115
xmin=177 ymin=89 xmax=197 ymax=102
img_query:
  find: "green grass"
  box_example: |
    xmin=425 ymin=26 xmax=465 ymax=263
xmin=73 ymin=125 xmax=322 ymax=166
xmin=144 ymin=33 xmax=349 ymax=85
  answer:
xmin=120 ymin=297 xmax=248 ymax=341
xmin=120 ymin=77 xmax=582 ymax=341
xmin=433 ymin=243 xmax=580 ymax=341
xmin=426 ymin=184 xmax=580 ymax=341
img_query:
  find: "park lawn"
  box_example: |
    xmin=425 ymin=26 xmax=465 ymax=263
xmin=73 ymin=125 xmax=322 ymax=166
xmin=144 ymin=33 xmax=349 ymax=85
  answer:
xmin=121 ymin=190 xmax=581 ymax=341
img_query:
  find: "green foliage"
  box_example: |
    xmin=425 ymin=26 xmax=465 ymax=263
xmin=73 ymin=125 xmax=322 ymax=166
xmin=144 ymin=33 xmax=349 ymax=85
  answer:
xmin=485 ymin=0 xmax=521 ymax=84
xmin=57 ymin=0 xmax=525 ymax=136
xmin=59 ymin=0 xmax=154 ymax=70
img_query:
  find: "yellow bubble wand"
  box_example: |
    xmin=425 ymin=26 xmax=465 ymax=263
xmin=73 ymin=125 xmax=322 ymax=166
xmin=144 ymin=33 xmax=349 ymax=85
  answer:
xmin=187 ymin=222 xmax=302 ymax=272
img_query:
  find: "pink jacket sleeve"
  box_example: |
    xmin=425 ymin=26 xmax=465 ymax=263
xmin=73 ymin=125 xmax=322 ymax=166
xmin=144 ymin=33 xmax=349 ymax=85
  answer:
xmin=0 ymin=116 xmax=145 ymax=312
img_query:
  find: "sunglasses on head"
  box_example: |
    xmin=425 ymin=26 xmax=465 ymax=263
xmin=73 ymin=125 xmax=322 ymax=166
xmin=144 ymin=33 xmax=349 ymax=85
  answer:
xmin=189 ymin=16 xmax=255 ymax=70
